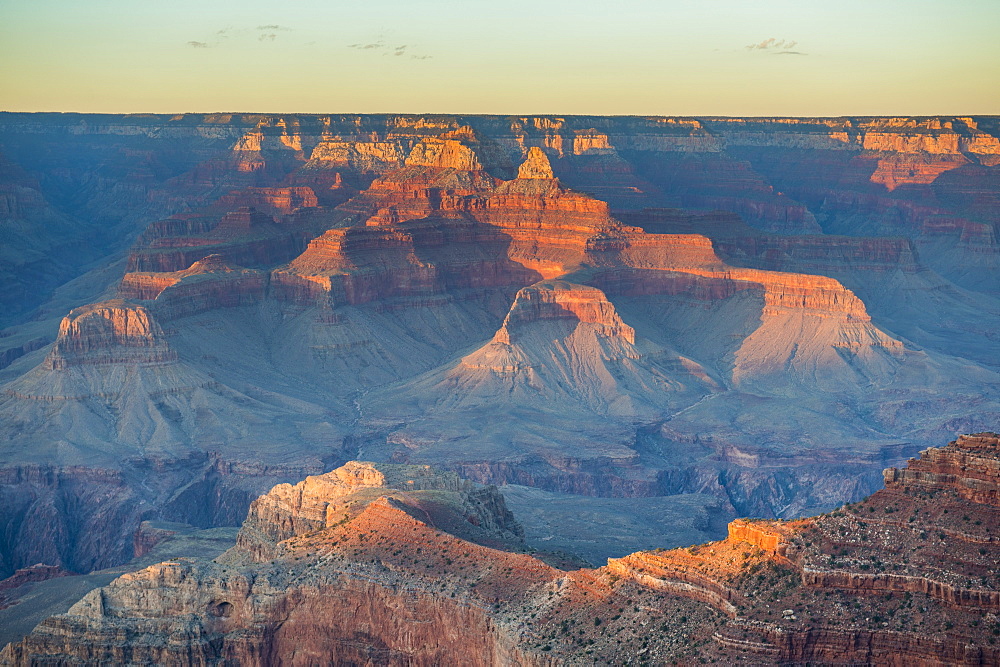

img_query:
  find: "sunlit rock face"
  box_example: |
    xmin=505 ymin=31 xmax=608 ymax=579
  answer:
xmin=44 ymin=301 xmax=177 ymax=370
xmin=7 ymin=438 xmax=1000 ymax=665
xmin=1 ymin=112 xmax=999 ymax=596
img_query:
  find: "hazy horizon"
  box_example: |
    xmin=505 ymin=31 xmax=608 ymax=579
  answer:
xmin=2 ymin=0 xmax=998 ymax=116
xmin=2 ymin=110 xmax=999 ymax=118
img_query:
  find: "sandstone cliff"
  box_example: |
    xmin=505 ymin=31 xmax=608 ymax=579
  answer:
xmin=119 ymin=255 xmax=266 ymax=319
xmin=7 ymin=436 xmax=1000 ymax=665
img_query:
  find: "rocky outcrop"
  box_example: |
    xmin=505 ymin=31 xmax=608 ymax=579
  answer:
xmin=132 ymin=521 xmax=178 ymax=559
xmin=607 ymin=550 xmax=742 ymax=617
xmin=364 ymin=279 xmax=719 ymax=471
xmin=884 ymin=433 xmax=1000 ymax=506
xmin=304 ymin=136 xmax=407 ymax=173
xmin=516 ymin=146 xmax=556 ymax=179
xmin=1 ymin=464 xmax=542 ymax=665
xmin=218 ymin=186 xmax=318 ymax=213
xmin=607 ymin=431 xmax=1000 ymax=662
xmin=0 ymin=564 xmax=71 ymax=593
xmin=119 ymin=255 xmax=266 ymax=319
xmin=271 ymin=218 xmax=539 ymax=306
xmin=126 ymin=203 xmax=310 ymax=274
xmin=43 ymin=300 xmax=176 ymax=370
xmin=405 ymin=133 xmax=484 ymax=171
xmin=726 ymin=518 xmax=790 ymax=556
xmin=9 ymin=438 xmax=1000 ymax=665
xmin=868 ymin=153 xmax=970 ymax=191
xmin=243 ymin=462 xmax=522 ymax=557
xmin=494 ymin=280 xmax=635 ymax=345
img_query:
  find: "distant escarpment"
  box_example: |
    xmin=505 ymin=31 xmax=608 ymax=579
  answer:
xmin=7 ymin=435 xmax=1000 ymax=665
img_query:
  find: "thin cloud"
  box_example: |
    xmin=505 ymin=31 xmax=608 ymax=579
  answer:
xmin=746 ymin=38 xmax=799 ymax=51
xmin=349 ymin=39 xmax=430 ymax=60
xmin=188 ymin=25 xmax=291 ymax=49
xmin=774 ymin=50 xmax=807 ymax=56
xmin=255 ymin=25 xmax=288 ymax=42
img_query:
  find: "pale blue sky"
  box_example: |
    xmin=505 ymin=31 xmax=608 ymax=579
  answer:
xmin=1 ymin=0 xmax=997 ymax=115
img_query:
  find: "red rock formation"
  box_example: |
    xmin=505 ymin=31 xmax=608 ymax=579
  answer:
xmin=494 ymin=280 xmax=635 ymax=345
xmin=216 ymin=186 xmax=318 ymax=215
xmin=516 ymin=146 xmax=555 ymax=179
xmin=304 ymin=136 xmax=406 ymax=173
xmin=236 ymin=461 xmax=474 ymax=556
xmin=868 ymin=154 xmax=970 ymax=191
xmin=726 ymin=518 xmax=792 ymax=556
xmin=119 ymin=255 xmax=266 ymax=318
xmin=11 ymin=436 xmax=1000 ymax=664
xmin=0 ymin=564 xmax=72 ymax=592
xmin=271 ymin=219 xmax=539 ymax=305
xmin=273 ymin=136 xmax=903 ymax=400
xmin=607 ymin=550 xmax=742 ymax=617
xmin=608 ymin=432 xmax=1000 ymax=662
xmin=126 ymin=198 xmax=320 ymax=273
xmin=44 ymin=300 xmax=176 ymax=370
xmin=884 ymin=433 xmax=1000 ymax=507
xmin=4 ymin=115 xmax=1000 ymax=654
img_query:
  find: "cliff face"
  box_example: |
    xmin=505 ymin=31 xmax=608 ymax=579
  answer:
xmin=119 ymin=255 xmax=266 ymax=319
xmin=43 ymin=301 xmax=176 ymax=370
xmin=236 ymin=461 xmax=523 ymax=560
xmin=608 ymin=432 xmax=1000 ymax=664
xmin=2 ymin=462 xmax=544 ymax=665
xmin=884 ymin=432 xmax=1000 ymax=507
xmin=7 ymin=436 xmax=1000 ymax=665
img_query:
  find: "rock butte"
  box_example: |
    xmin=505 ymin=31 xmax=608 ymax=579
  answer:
xmin=5 ymin=434 xmax=1000 ymax=665
xmin=0 ymin=114 xmax=998 ymax=628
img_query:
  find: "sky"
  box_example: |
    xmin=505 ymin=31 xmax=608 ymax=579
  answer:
xmin=1 ymin=0 xmax=998 ymax=116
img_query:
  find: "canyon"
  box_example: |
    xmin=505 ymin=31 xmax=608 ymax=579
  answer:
xmin=4 ymin=433 xmax=1000 ymax=664
xmin=0 ymin=112 xmax=998 ymax=655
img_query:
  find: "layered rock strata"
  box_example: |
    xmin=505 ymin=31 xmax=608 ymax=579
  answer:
xmin=7 ymin=437 xmax=1000 ymax=665
xmin=42 ymin=300 xmax=177 ymax=370
xmin=2 ymin=112 xmax=1000 ymax=603
xmin=119 ymin=255 xmax=266 ymax=319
